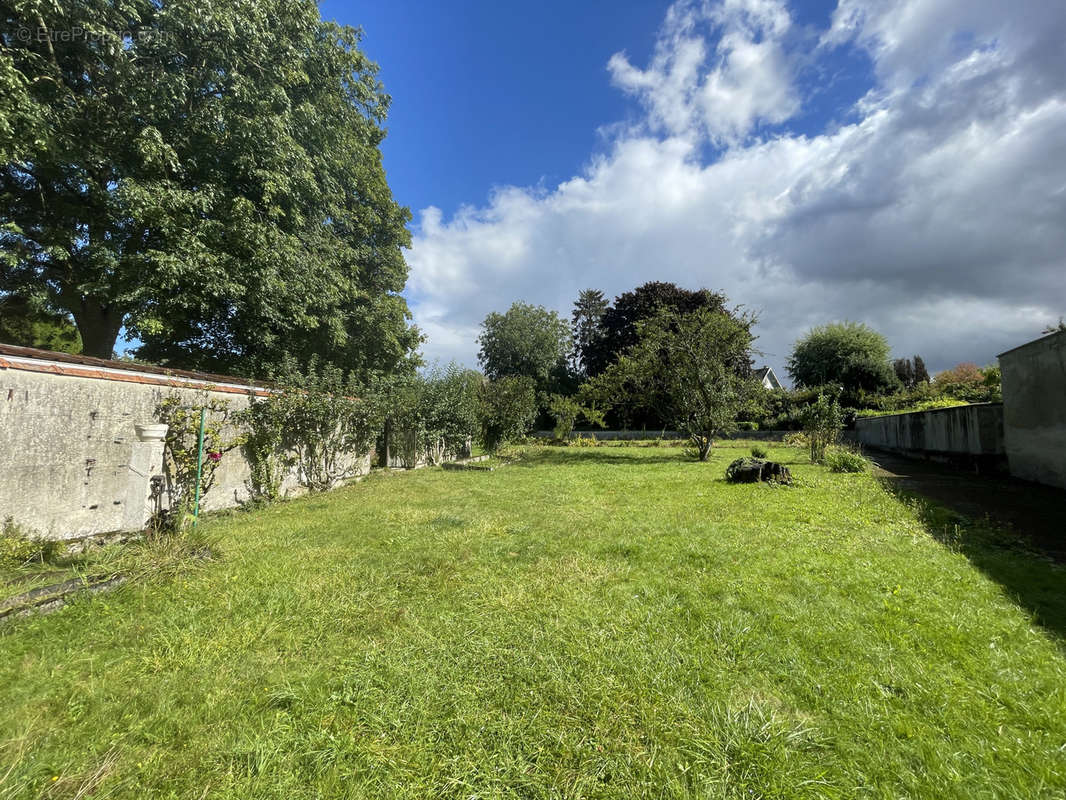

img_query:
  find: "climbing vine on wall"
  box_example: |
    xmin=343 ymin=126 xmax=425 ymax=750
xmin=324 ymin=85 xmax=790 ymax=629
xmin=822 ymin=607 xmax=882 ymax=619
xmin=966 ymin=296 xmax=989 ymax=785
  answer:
xmin=239 ymin=359 xmax=388 ymax=495
xmin=156 ymin=391 xmax=244 ymax=530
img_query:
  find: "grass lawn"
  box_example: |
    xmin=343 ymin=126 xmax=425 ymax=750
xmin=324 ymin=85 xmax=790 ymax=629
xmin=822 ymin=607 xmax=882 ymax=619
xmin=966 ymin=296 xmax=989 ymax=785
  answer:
xmin=1 ymin=443 xmax=1064 ymax=798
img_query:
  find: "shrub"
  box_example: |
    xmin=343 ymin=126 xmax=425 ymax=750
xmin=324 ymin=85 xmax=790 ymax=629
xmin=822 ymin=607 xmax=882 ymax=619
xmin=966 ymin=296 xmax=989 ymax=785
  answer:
xmin=738 ymin=421 xmax=759 ymax=431
xmin=0 ymin=518 xmax=60 ymax=567
xmin=479 ymin=376 xmax=537 ymax=453
xmin=800 ymin=393 xmax=844 ymax=464
xmin=546 ymin=393 xmax=606 ymax=441
xmin=782 ymin=431 xmax=808 ymax=448
xmin=824 ymin=447 xmax=868 ymax=473
xmin=388 ymin=365 xmax=481 ymax=467
xmin=750 ymin=444 xmax=768 ymax=459
xmin=570 ymin=433 xmax=598 ymax=447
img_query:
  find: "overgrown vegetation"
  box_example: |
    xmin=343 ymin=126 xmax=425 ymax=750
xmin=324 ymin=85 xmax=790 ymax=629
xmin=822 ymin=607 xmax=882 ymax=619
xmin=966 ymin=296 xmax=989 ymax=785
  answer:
xmin=824 ymin=445 xmax=869 ymax=473
xmin=388 ymin=364 xmax=482 ymax=467
xmin=478 ymin=375 xmax=537 ymax=453
xmin=0 ymin=445 xmax=1062 ymax=798
xmin=0 ymin=518 xmax=59 ymax=568
xmin=800 ymin=392 xmax=844 ymax=464
xmin=156 ymin=392 xmax=243 ymax=530
xmin=245 ymin=360 xmax=386 ymax=493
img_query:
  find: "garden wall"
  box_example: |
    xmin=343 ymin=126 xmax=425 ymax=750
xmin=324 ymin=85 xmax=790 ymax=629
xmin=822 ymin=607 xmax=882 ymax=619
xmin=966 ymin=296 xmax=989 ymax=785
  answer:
xmin=999 ymin=329 xmax=1066 ymax=489
xmin=0 ymin=345 xmax=370 ymax=540
xmin=533 ymin=430 xmax=793 ymax=441
xmin=854 ymin=403 xmax=1007 ymax=473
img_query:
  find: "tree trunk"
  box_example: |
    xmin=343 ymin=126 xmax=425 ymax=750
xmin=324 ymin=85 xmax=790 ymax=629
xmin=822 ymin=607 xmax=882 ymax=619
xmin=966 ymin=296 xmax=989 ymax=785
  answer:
xmin=70 ymin=299 xmax=123 ymax=359
xmin=692 ymin=433 xmax=712 ymax=461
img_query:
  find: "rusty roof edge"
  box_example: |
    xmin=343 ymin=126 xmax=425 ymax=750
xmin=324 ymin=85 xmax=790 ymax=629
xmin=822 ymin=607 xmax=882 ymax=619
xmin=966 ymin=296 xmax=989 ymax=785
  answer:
xmin=0 ymin=342 xmax=273 ymax=389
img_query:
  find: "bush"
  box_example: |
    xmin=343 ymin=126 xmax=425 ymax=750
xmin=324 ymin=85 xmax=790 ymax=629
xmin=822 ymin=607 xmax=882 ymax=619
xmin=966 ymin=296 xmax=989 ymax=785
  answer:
xmin=737 ymin=421 xmax=759 ymax=431
xmin=479 ymin=376 xmax=537 ymax=453
xmin=781 ymin=431 xmax=808 ymax=448
xmin=824 ymin=447 xmax=868 ymax=473
xmin=0 ymin=518 xmax=60 ymax=568
xmin=570 ymin=433 xmax=598 ymax=447
xmin=750 ymin=444 xmax=768 ymax=459
xmin=800 ymin=394 xmax=844 ymax=464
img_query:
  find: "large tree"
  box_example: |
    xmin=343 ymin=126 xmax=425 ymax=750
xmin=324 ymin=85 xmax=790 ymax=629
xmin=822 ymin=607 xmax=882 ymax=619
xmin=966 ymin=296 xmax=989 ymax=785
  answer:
xmin=787 ymin=322 xmax=898 ymax=399
xmin=588 ymin=281 xmax=728 ymax=376
xmin=590 ymin=306 xmax=759 ymax=460
xmin=477 ymin=302 xmax=571 ymax=391
xmin=570 ymin=288 xmax=608 ymax=378
xmin=0 ymin=1 xmax=417 ymax=375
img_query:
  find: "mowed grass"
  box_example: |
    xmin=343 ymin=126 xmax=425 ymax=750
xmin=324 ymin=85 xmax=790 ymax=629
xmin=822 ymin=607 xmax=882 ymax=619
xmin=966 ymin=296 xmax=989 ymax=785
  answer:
xmin=1 ymin=444 xmax=1064 ymax=799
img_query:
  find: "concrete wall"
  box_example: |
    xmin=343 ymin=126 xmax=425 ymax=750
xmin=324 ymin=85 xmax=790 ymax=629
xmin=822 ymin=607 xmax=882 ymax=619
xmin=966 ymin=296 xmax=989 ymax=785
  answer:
xmin=999 ymin=329 xmax=1066 ymax=489
xmin=855 ymin=404 xmax=1007 ymax=473
xmin=0 ymin=353 xmax=369 ymax=540
xmin=532 ymin=430 xmax=794 ymax=441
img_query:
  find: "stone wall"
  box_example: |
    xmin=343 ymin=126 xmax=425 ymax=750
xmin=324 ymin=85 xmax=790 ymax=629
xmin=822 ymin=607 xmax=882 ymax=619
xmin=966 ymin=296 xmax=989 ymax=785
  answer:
xmin=999 ymin=329 xmax=1066 ymax=489
xmin=0 ymin=347 xmax=370 ymax=540
xmin=854 ymin=404 xmax=1007 ymax=473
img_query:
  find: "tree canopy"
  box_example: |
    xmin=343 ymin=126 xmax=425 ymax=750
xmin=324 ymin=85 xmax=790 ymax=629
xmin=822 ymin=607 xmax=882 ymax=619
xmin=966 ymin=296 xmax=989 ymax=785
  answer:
xmin=588 ymin=282 xmax=728 ymax=376
xmin=787 ymin=322 xmax=898 ymax=399
xmin=0 ymin=294 xmax=81 ymax=353
xmin=0 ymin=1 xmax=417 ymax=375
xmin=588 ymin=306 xmax=759 ymax=460
xmin=477 ymin=302 xmax=571 ymax=391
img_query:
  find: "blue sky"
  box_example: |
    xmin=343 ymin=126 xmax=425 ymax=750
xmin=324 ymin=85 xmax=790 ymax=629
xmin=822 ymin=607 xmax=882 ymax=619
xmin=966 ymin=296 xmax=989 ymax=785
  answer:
xmin=320 ymin=0 xmax=1066 ymax=376
xmin=319 ymin=1 xmax=673 ymax=218
xmin=321 ymin=0 xmax=867 ymax=219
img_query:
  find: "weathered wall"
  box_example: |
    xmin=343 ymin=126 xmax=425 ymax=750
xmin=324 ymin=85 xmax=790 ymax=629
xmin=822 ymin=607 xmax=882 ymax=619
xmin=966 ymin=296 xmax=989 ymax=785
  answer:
xmin=0 ymin=353 xmax=369 ymax=540
xmin=855 ymin=404 xmax=1007 ymax=472
xmin=999 ymin=330 xmax=1066 ymax=489
xmin=533 ymin=430 xmax=794 ymax=441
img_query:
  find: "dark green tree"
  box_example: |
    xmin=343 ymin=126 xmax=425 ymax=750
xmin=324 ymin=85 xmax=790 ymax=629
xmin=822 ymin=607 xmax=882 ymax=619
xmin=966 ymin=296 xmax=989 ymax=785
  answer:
xmin=590 ymin=282 xmax=728 ymax=375
xmin=477 ymin=302 xmax=572 ymax=392
xmin=913 ymin=354 xmax=930 ymax=385
xmin=0 ymin=1 xmax=417 ymax=374
xmin=0 ymin=294 xmax=81 ymax=352
xmin=893 ymin=358 xmax=915 ymax=389
xmin=571 ymin=289 xmax=608 ymax=378
xmin=787 ymin=322 xmax=898 ymax=399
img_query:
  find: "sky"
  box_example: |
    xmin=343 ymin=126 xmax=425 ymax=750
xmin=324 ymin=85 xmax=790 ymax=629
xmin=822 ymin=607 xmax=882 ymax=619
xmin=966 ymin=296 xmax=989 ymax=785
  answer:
xmin=321 ymin=0 xmax=1066 ymax=380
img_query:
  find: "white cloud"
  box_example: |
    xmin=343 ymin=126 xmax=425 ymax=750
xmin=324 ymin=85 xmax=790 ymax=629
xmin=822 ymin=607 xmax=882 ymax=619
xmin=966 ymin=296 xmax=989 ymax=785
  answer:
xmin=406 ymin=0 xmax=1066 ymax=377
xmin=607 ymin=0 xmax=799 ymax=144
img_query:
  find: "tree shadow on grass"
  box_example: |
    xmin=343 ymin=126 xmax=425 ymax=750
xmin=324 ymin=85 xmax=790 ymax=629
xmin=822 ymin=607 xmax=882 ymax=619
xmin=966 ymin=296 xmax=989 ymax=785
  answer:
xmin=880 ymin=482 xmax=1066 ymax=645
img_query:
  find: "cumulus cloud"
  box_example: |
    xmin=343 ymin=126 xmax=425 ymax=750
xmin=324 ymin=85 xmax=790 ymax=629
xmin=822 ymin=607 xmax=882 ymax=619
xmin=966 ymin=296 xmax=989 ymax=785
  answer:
xmin=406 ymin=0 xmax=1066 ymax=377
xmin=607 ymin=0 xmax=799 ymax=144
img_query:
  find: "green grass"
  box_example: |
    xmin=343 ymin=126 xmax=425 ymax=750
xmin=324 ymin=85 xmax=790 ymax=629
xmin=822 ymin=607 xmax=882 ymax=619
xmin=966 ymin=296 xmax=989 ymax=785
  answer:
xmin=1 ymin=443 xmax=1064 ymax=799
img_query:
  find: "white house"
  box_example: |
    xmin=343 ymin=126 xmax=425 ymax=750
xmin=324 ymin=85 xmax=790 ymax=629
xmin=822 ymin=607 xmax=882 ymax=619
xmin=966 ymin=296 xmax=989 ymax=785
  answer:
xmin=755 ymin=366 xmax=783 ymax=391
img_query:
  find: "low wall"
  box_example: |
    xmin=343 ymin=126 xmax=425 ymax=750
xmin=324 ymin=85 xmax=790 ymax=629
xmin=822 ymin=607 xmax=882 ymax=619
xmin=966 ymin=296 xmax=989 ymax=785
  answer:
xmin=0 ymin=346 xmax=370 ymax=540
xmin=855 ymin=404 xmax=1007 ymax=473
xmin=999 ymin=329 xmax=1066 ymax=489
xmin=533 ymin=430 xmax=793 ymax=441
